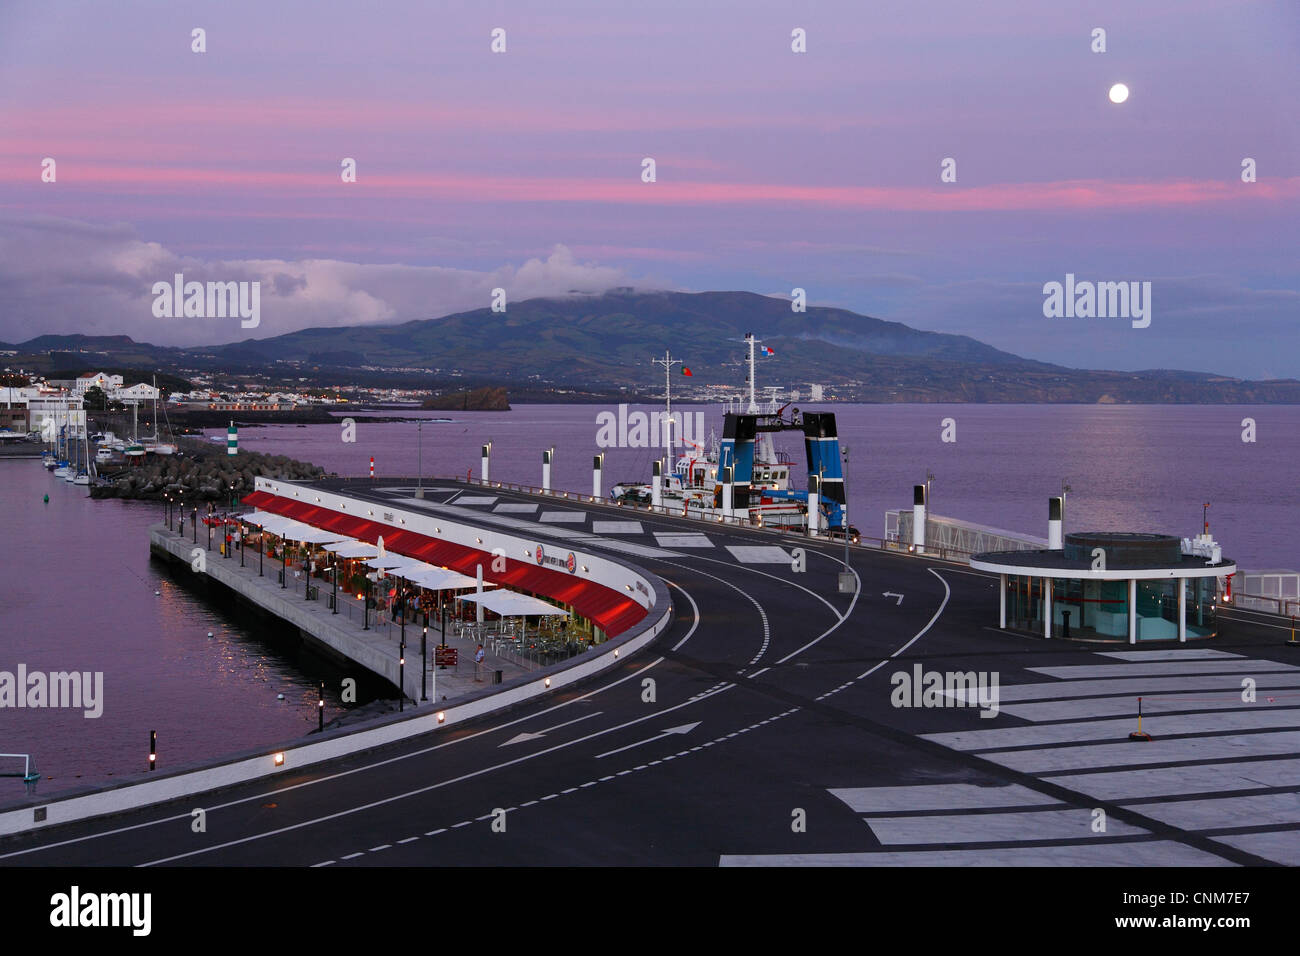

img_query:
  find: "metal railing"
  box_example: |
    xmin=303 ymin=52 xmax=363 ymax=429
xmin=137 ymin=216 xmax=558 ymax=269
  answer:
xmin=1227 ymin=593 xmax=1300 ymax=619
xmin=456 ymin=475 xmax=978 ymax=563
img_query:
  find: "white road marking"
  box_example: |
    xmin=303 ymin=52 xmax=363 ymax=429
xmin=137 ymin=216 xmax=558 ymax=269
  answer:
xmin=720 ymin=843 xmax=1231 ymax=867
xmin=865 ymin=809 xmax=1148 ymax=845
xmin=830 ymin=783 xmax=1060 ymax=813
xmin=724 ymin=545 xmax=791 ymax=564
xmin=498 ymin=711 xmax=604 ymax=747
xmin=592 ymin=520 xmax=643 ymax=534
xmin=653 ymin=533 xmax=714 ymax=548
xmin=924 ymin=708 xmax=1300 ymax=750
xmin=985 ymin=731 xmax=1300 ymax=774
xmin=1029 ymin=660 xmax=1297 ymax=679
xmin=594 ymin=722 xmax=702 ymax=759
xmin=1098 ymin=649 xmax=1244 ymax=661
xmin=539 ymin=511 xmax=587 ymax=523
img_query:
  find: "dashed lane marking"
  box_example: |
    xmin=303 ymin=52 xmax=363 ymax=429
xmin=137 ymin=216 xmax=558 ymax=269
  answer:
xmin=322 ymin=708 xmax=803 ymax=866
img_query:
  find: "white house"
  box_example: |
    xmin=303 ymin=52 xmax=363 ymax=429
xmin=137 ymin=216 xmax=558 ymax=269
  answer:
xmin=75 ymin=372 xmax=124 ymax=395
xmin=111 ymin=383 xmax=161 ymax=405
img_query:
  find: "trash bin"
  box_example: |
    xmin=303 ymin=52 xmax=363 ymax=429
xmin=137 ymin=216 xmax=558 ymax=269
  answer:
xmin=493 ymin=669 xmax=503 ymax=685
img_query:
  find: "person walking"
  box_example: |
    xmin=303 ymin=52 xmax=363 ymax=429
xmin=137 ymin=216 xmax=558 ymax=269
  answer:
xmin=474 ymin=644 xmax=485 ymax=682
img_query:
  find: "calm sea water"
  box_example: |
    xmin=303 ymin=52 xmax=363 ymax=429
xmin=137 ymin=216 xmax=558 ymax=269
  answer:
xmin=1 ymin=403 xmax=1294 ymax=795
xmin=0 ymin=462 xmax=355 ymax=796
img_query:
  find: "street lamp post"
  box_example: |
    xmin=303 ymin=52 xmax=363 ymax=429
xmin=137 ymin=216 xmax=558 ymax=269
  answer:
xmin=842 ymin=446 xmax=851 ymax=570
xmin=417 ymin=421 xmax=423 ymax=497
xmin=837 ymin=447 xmax=854 ymax=593
xmin=399 ymin=641 xmax=406 ymax=712
xmin=331 ymin=555 xmax=338 ymax=614
xmin=421 ymin=625 xmax=428 ymax=701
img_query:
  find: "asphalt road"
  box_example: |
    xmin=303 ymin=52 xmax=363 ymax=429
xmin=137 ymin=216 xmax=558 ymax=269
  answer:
xmin=3 ymin=481 xmax=1296 ymax=866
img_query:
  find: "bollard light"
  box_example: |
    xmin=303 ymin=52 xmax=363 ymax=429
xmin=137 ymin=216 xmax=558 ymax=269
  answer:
xmin=274 ymin=752 xmax=285 ymax=766
xmin=544 ymin=677 xmax=551 ymax=688
xmin=149 ymin=730 xmax=157 ymax=771
xmin=437 ymin=711 xmax=445 ymax=723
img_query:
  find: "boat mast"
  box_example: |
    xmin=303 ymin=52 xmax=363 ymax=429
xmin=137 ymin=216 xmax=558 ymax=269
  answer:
xmin=650 ymin=350 xmax=682 ymax=466
xmin=745 ymin=333 xmax=757 ymax=413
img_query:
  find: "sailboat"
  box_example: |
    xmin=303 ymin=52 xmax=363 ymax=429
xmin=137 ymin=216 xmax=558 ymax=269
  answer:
xmin=53 ymin=414 xmax=71 ymax=477
xmin=64 ymin=427 xmax=79 ymax=482
xmin=74 ymin=426 xmax=91 ymax=485
xmin=124 ymin=401 xmax=145 ymax=460
xmin=145 ymin=378 xmax=177 ymax=455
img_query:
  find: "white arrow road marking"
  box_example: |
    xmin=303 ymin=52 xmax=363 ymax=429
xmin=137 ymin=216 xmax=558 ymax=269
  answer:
xmin=883 ymin=592 xmax=904 ymax=605
xmin=594 ymin=722 xmax=701 ymax=759
xmin=498 ymin=711 xmax=603 ymax=747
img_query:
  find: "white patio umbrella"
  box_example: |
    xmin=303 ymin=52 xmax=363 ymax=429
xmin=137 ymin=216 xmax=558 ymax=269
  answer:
xmin=322 ymin=540 xmax=376 ymax=558
xmin=458 ymin=591 xmax=568 ymax=617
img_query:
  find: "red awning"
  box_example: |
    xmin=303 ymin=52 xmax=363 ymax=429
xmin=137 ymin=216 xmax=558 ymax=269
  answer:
xmin=246 ymin=496 xmax=648 ymax=636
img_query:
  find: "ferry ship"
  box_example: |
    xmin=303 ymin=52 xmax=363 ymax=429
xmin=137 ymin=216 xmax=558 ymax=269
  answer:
xmin=610 ymin=334 xmax=848 ymax=533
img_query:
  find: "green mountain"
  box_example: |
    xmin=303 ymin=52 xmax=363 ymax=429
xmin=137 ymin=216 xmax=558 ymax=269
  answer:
xmin=9 ymin=290 xmax=1300 ymax=402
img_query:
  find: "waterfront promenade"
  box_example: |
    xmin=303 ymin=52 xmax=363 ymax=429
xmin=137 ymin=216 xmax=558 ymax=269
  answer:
xmin=149 ymin=522 xmax=529 ymax=704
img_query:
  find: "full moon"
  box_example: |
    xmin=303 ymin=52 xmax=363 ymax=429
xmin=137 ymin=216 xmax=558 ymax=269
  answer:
xmin=1108 ymin=83 xmax=1130 ymax=104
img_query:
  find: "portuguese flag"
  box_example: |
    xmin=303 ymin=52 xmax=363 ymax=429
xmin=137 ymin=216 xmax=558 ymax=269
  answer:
xmin=682 ymin=367 xmax=692 ymax=376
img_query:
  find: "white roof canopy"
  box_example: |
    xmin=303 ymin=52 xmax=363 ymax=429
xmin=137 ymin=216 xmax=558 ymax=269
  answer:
xmin=363 ymin=555 xmax=411 ymax=570
xmin=241 ymin=512 xmax=348 ymax=544
xmin=242 ymin=510 xmax=294 ymax=529
xmin=457 ymin=591 xmax=568 ymax=617
xmin=293 ymin=527 xmax=352 ymax=545
xmin=321 ymin=540 xmax=377 ymax=558
xmin=402 ymin=566 xmax=493 ymax=592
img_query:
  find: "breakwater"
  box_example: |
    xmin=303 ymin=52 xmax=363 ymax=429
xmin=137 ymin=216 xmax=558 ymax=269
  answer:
xmin=91 ymin=437 xmax=326 ymax=502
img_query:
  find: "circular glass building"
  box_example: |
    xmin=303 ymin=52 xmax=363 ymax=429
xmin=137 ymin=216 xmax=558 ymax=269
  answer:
xmin=972 ymin=530 xmax=1235 ymax=643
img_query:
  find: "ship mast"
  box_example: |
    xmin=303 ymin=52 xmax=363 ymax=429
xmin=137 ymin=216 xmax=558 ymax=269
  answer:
xmin=651 ymin=350 xmax=682 ymax=465
xmin=745 ymin=333 xmax=758 ymax=412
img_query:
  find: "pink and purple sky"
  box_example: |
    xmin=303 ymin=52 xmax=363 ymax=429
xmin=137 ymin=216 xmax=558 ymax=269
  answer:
xmin=1 ymin=0 xmax=1296 ymax=377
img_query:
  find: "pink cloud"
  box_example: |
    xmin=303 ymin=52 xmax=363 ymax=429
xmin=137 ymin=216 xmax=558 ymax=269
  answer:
xmin=4 ymin=159 xmax=1295 ymax=213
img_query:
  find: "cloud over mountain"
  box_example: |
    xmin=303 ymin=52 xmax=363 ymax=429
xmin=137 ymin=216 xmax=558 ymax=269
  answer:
xmin=0 ymin=215 xmax=644 ymax=346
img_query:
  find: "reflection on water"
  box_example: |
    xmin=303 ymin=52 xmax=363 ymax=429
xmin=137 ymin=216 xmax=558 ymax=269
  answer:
xmin=0 ymin=461 xmax=376 ymax=796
